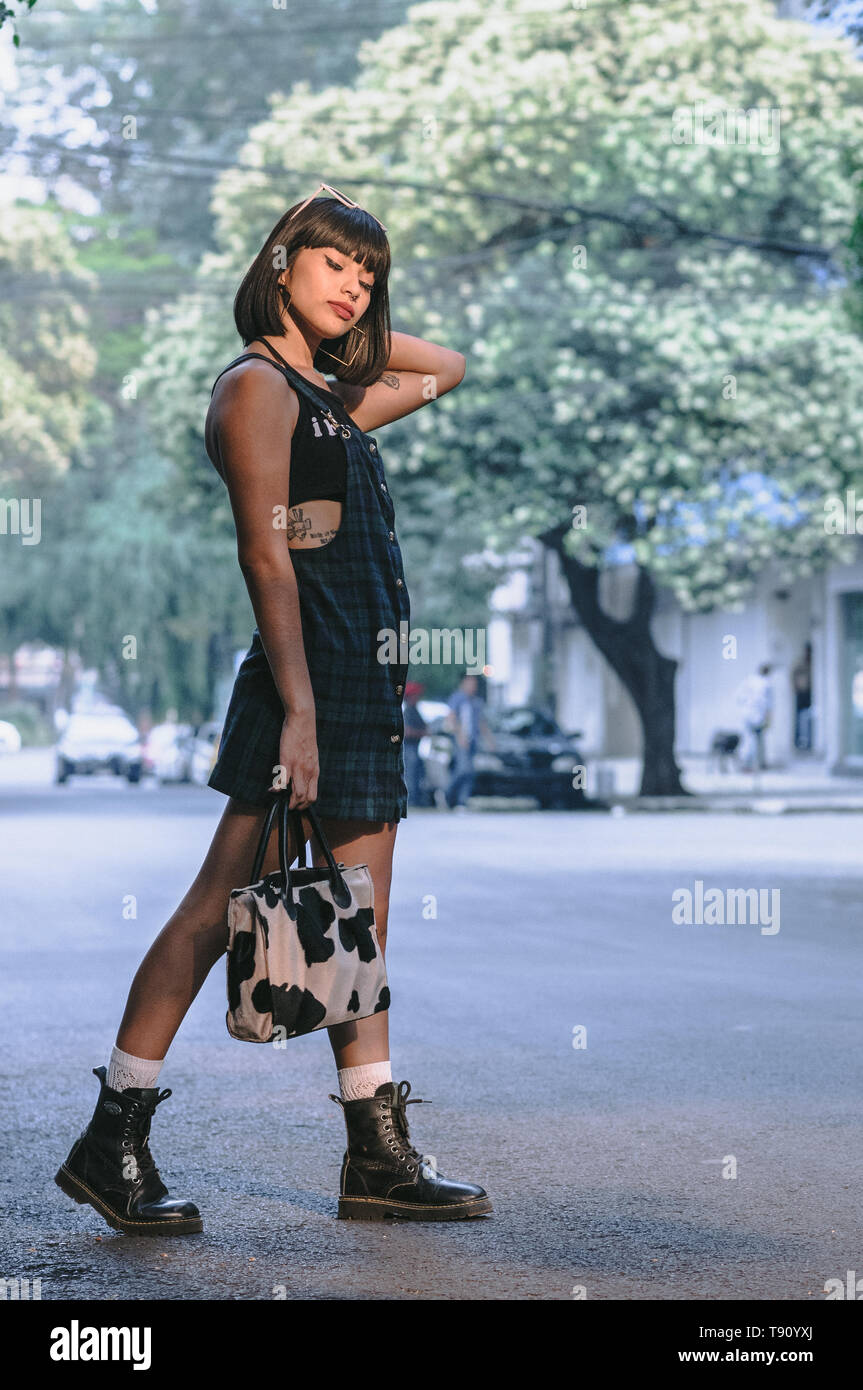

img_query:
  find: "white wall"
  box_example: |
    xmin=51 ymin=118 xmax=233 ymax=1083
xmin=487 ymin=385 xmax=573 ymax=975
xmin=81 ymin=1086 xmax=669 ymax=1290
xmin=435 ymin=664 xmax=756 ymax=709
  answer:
xmin=654 ymin=568 xmax=817 ymax=763
xmin=486 ymin=543 xmax=860 ymax=770
xmin=554 ymin=626 xmax=606 ymax=748
xmin=823 ymin=548 xmax=863 ymax=770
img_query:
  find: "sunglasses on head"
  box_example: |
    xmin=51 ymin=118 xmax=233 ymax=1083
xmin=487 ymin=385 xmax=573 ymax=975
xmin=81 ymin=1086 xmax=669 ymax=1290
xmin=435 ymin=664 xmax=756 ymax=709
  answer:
xmin=288 ymin=183 xmax=388 ymax=234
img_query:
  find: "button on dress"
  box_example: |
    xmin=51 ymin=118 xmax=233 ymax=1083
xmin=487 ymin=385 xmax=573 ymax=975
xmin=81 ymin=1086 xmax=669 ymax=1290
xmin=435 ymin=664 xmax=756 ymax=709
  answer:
xmin=206 ymin=353 xmax=411 ymax=821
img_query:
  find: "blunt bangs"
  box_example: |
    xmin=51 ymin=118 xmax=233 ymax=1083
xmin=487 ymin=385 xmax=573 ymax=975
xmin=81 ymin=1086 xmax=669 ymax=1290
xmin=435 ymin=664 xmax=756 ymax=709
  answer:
xmin=233 ymin=196 xmax=392 ymax=386
xmin=297 ymin=200 xmax=390 ymax=283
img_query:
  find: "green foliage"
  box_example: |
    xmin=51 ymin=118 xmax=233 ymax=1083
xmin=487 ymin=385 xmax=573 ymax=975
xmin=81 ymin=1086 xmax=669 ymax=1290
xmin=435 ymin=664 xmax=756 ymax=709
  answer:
xmin=0 ymin=699 xmax=53 ymax=746
xmin=0 ymin=0 xmax=38 ymax=46
xmin=10 ymin=431 xmax=252 ymax=720
xmin=411 ymin=241 xmax=863 ymax=612
xmin=15 ymin=0 xmax=409 ymax=255
xmin=0 ymin=204 xmax=97 ymax=493
xmin=841 ymin=143 xmax=863 ymax=332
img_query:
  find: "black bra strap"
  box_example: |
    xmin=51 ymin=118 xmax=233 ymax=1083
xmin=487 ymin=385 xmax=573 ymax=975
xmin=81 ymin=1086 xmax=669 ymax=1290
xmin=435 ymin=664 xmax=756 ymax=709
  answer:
xmin=255 ymin=338 xmax=294 ymax=374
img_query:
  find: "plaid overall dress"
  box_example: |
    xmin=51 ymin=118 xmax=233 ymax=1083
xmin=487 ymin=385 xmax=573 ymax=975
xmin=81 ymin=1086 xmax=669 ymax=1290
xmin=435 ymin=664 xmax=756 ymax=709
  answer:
xmin=207 ymin=351 xmax=410 ymax=821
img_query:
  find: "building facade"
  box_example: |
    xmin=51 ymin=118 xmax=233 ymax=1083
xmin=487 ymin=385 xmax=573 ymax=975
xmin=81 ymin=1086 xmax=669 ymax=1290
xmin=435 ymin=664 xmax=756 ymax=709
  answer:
xmin=487 ymin=538 xmax=863 ymax=775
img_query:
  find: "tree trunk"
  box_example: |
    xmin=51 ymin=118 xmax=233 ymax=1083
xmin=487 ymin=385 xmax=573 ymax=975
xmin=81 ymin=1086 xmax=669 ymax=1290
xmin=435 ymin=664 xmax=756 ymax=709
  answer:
xmin=541 ymin=526 xmax=689 ymax=796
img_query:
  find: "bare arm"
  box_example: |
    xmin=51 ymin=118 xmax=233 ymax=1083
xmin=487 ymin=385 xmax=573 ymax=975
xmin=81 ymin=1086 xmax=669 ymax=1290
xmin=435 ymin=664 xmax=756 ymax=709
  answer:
xmin=479 ymin=714 xmax=496 ymax=750
xmin=212 ymin=362 xmax=317 ymax=810
xmin=445 ymin=706 xmax=468 ymax=749
xmin=330 ymin=331 xmax=466 ymax=432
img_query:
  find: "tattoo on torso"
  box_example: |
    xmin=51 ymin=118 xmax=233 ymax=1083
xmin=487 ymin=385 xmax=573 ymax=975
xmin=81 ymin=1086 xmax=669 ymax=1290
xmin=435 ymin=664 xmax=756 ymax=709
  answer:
xmin=284 ymin=507 xmax=312 ymax=541
xmin=285 ymin=505 xmax=339 ymax=547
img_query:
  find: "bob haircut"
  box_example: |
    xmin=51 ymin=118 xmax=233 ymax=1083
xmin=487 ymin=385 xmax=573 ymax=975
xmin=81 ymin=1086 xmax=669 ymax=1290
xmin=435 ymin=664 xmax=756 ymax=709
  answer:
xmin=233 ymin=196 xmax=391 ymax=387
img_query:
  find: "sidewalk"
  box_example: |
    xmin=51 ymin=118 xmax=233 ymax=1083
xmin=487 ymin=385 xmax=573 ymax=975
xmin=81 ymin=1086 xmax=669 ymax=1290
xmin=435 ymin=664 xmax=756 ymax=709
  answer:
xmin=592 ymin=754 xmax=863 ymax=813
xmin=4 ymin=746 xmax=863 ymax=813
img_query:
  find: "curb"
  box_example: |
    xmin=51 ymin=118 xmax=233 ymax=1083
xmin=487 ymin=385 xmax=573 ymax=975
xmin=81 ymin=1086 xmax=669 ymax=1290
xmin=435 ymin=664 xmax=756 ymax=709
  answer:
xmin=613 ymin=796 xmax=863 ymax=814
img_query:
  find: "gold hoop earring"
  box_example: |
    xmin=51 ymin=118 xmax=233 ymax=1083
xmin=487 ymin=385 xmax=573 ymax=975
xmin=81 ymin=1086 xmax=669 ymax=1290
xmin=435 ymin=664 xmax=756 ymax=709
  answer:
xmin=318 ymin=326 xmax=365 ymax=369
xmin=279 ymin=283 xmax=293 ymax=309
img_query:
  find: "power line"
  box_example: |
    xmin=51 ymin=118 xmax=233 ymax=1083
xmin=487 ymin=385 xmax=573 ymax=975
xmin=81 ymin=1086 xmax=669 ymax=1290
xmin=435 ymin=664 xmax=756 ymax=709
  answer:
xmin=4 ymin=134 xmax=841 ymax=262
xmin=17 ymin=0 xmax=706 ymax=51
xmin=0 ymin=271 xmax=843 ymax=304
xmin=13 ymin=99 xmax=861 ymax=167
xmin=15 ymin=0 xmax=411 ymax=50
xmin=26 ymin=100 xmax=863 ymax=129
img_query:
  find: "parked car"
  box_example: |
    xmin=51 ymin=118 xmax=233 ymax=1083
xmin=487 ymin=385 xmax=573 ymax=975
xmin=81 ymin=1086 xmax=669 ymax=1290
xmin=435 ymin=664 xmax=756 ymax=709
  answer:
xmin=0 ymin=719 xmax=22 ymax=755
xmin=55 ymin=710 xmax=144 ymax=784
xmin=419 ymin=704 xmax=590 ymax=809
xmin=145 ymin=721 xmax=196 ymax=783
xmin=188 ymin=721 xmax=222 ymax=785
xmin=415 ymin=699 xmax=451 ymax=727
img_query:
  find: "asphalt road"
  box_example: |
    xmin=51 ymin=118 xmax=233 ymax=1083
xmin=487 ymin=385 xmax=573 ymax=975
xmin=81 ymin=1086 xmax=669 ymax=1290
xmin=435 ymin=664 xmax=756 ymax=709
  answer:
xmin=1 ymin=776 xmax=860 ymax=1300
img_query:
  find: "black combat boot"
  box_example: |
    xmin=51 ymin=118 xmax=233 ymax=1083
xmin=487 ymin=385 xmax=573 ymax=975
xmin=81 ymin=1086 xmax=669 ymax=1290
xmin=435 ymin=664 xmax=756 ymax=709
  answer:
xmin=55 ymin=1066 xmax=202 ymax=1236
xmin=330 ymin=1079 xmax=493 ymax=1221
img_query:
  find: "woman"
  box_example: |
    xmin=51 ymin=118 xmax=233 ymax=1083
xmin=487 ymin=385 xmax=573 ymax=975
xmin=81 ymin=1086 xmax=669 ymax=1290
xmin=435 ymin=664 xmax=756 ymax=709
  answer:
xmin=55 ymin=187 xmax=492 ymax=1232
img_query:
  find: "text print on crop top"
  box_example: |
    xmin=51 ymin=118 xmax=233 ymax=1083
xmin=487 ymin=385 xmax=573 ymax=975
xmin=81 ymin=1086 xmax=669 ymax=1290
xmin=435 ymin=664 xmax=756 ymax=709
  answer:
xmin=289 ymin=385 xmax=349 ymax=508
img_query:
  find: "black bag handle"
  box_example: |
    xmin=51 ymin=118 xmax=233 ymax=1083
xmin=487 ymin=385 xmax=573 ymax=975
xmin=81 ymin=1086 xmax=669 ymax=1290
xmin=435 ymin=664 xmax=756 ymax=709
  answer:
xmin=248 ymin=795 xmax=281 ymax=885
xmin=247 ymin=785 xmax=351 ymax=917
xmin=278 ymin=792 xmax=352 ymax=917
xmin=248 ymin=791 xmax=306 ymax=884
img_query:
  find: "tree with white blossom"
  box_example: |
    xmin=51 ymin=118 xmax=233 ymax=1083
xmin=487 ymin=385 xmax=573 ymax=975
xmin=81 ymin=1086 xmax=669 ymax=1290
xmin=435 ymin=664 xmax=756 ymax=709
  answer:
xmin=141 ymin=0 xmax=863 ymax=791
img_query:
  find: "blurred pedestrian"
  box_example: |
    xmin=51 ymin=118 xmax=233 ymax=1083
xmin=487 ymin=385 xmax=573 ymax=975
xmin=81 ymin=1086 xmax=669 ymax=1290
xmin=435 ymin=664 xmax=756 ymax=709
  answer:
xmin=402 ymin=681 xmax=428 ymax=807
xmin=736 ymin=662 xmax=773 ymax=772
xmin=444 ymin=672 xmax=495 ymax=810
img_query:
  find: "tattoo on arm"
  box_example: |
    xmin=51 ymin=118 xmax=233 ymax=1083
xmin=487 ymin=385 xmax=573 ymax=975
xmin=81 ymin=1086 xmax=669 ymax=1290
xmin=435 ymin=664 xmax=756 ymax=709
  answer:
xmin=379 ymin=372 xmax=401 ymax=390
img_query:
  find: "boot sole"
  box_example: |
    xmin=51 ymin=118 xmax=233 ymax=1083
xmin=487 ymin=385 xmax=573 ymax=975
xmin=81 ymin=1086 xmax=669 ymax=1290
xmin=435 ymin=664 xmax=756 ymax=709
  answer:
xmin=54 ymin=1165 xmax=203 ymax=1236
xmin=337 ymin=1194 xmax=493 ymax=1221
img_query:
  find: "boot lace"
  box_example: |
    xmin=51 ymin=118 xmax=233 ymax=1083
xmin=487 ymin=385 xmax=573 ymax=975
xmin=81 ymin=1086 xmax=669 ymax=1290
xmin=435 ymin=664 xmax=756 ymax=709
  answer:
xmin=121 ymin=1088 xmax=172 ymax=1182
xmin=379 ymin=1080 xmax=431 ymax=1173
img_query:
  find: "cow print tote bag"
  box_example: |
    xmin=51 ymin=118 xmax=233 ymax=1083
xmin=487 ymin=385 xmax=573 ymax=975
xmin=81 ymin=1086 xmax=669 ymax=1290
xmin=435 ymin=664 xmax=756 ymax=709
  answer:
xmin=226 ymin=789 xmax=390 ymax=1043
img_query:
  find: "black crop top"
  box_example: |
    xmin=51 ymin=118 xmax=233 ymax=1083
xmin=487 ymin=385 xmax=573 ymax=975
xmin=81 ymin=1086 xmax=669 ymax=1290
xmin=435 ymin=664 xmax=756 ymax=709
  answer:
xmin=289 ymin=383 xmax=350 ymax=507
xmin=209 ymin=347 xmax=351 ymax=506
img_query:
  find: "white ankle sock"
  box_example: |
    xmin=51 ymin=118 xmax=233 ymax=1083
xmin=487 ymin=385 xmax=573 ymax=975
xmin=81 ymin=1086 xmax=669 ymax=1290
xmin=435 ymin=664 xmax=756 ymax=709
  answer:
xmin=337 ymin=1060 xmax=392 ymax=1101
xmin=106 ymin=1045 xmax=164 ymax=1093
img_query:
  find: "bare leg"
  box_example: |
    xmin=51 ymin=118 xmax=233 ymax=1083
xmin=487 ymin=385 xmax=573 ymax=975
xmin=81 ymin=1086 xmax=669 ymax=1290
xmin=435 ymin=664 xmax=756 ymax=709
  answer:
xmin=310 ymin=817 xmax=398 ymax=1070
xmin=115 ymin=797 xmax=292 ymax=1059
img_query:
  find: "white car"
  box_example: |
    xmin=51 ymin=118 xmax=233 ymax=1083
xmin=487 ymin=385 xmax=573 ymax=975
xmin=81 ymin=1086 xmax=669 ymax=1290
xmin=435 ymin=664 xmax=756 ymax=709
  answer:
xmin=56 ymin=711 xmax=144 ymax=784
xmin=0 ymin=720 xmax=22 ymax=755
xmin=146 ymin=721 xmax=195 ymax=783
